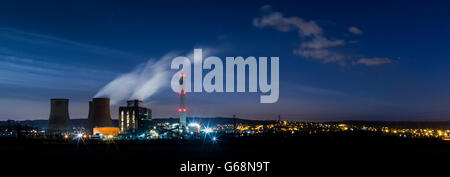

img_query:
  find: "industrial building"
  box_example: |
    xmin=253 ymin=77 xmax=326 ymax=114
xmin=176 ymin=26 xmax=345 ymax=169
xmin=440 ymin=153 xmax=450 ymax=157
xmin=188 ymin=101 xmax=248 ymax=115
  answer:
xmin=119 ymin=99 xmax=152 ymax=134
xmin=46 ymin=98 xmax=72 ymax=134
xmin=93 ymin=127 xmax=119 ymax=136
xmin=86 ymin=98 xmax=114 ymax=134
xmin=179 ymin=73 xmax=187 ymax=127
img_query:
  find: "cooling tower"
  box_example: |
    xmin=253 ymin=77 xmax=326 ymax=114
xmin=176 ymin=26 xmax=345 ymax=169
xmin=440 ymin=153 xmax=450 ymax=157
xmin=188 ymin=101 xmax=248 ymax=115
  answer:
xmin=88 ymin=101 xmax=94 ymax=121
xmin=86 ymin=98 xmax=113 ymax=134
xmin=85 ymin=101 xmax=94 ymax=134
xmin=47 ymin=98 xmax=72 ymax=134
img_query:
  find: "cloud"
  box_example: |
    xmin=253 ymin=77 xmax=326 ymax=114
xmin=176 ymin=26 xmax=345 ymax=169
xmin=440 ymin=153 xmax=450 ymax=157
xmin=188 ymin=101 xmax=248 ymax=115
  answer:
xmin=253 ymin=12 xmax=323 ymax=37
xmin=0 ymin=28 xmax=135 ymax=58
xmin=352 ymin=57 xmax=392 ymax=66
xmin=260 ymin=5 xmax=273 ymax=12
xmin=0 ymin=28 xmax=150 ymax=91
xmin=0 ymin=29 xmax=128 ymax=92
xmin=253 ymin=8 xmax=344 ymax=63
xmin=253 ymin=6 xmax=391 ymax=67
xmin=0 ymin=54 xmax=114 ymax=90
xmin=293 ymin=49 xmax=344 ymax=63
xmin=348 ymin=27 xmax=363 ymax=35
xmin=300 ymin=36 xmax=345 ymax=49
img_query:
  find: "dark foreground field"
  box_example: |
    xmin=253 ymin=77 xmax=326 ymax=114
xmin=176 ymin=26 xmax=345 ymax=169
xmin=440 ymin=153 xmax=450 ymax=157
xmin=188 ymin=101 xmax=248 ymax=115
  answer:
xmin=1 ymin=132 xmax=449 ymax=176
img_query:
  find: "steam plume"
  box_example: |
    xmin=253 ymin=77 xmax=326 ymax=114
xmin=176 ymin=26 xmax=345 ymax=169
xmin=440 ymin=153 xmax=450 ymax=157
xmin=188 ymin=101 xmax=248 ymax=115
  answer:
xmin=94 ymin=52 xmax=177 ymax=105
xmin=94 ymin=48 xmax=216 ymax=105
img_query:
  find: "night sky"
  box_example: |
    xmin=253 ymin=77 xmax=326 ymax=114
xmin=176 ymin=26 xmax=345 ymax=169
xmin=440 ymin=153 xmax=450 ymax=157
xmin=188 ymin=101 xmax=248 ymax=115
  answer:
xmin=1 ymin=0 xmax=450 ymax=121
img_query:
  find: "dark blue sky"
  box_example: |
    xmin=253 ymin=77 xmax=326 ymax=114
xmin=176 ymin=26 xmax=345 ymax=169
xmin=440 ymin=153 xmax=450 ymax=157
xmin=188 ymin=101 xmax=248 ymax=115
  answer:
xmin=1 ymin=0 xmax=450 ymax=121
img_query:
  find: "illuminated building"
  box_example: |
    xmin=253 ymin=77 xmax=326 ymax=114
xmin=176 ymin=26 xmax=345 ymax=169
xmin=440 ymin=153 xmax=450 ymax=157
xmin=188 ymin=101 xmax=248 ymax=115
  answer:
xmin=119 ymin=99 xmax=152 ymax=134
xmin=179 ymin=73 xmax=187 ymax=127
xmin=93 ymin=127 xmax=119 ymax=136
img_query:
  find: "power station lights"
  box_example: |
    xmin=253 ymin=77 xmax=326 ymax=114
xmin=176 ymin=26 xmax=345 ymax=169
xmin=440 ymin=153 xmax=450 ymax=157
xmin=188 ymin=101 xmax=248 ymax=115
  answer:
xmin=188 ymin=123 xmax=201 ymax=128
xmin=202 ymin=128 xmax=213 ymax=133
xmin=171 ymin=123 xmax=180 ymax=129
xmin=149 ymin=130 xmax=159 ymax=139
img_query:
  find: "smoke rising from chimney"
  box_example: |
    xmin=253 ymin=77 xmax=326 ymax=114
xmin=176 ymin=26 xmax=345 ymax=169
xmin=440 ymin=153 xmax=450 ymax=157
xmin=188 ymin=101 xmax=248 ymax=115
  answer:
xmin=94 ymin=52 xmax=177 ymax=105
xmin=94 ymin=49 xmax=216 ymax=105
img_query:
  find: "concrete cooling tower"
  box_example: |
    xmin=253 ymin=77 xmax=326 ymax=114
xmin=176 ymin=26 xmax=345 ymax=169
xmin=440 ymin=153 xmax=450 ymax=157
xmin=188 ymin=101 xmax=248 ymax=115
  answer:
xmin=86 ymin=98 xmax=114 ymax=134
xmin=47 ymin=98 xmax=72 ymax=134
xmin=85 ymin=101 xmax=94 ymax=133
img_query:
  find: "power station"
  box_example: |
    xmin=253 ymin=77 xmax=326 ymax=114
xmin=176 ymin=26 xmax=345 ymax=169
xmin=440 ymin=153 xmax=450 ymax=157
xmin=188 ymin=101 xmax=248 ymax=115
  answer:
xmin=119 ymin=99 xmax=152 ymax=134
xmin=86 ymin=98 xmax=114 ymax=134
xmin=44 ymin=79 xmax=190 ymax=138
xmin=46 ymin=98 xmax=72 ymax=134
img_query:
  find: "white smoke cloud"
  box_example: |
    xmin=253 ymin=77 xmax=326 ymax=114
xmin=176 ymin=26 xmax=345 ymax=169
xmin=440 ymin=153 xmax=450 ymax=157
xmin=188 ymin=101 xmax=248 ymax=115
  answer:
xmin=94 ymin=52 xmax=178 ymax=105
xmin=94 ymin=48 xmax=216 ymax=105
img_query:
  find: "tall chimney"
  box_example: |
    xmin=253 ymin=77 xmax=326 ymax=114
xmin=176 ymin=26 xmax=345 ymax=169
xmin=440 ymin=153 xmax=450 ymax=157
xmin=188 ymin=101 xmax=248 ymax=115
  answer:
xmin=47 ymin=98 xmax=72 ymax=134
xmin=86 ymin=98 xmax=113 ymax=134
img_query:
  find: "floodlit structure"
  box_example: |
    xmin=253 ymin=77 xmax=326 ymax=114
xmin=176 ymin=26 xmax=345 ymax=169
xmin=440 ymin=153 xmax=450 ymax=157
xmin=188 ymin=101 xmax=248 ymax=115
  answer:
xmin=119 ymin=99 xmax=152 ymax=134
xmin=93 ymin=127 xmax=119 ymax=136
xmin=179 ymin=73 xmax=187 ymax=127
xmin=86 ymin=98 xmax=114 ymax=134
xmin=47 ymin=98 xmax=72 ymax=134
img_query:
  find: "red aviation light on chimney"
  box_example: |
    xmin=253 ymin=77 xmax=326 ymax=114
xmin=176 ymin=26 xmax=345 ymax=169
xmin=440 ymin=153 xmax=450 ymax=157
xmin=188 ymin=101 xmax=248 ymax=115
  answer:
xmin=183 ymin=108 xmax=187 ymax=112
xmin=178 ymin=108 xmax=182 ymax=112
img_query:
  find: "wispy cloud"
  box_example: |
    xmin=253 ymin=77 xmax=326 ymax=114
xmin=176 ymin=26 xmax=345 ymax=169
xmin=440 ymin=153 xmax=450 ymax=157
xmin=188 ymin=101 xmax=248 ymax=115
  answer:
xmin=253 ymin=5 xmax=391 ymax=67
xmin=352 ymin=57 xmax=392 ymax=66
xmin=0 ymin=28 xmax=131 ymax=91
xmin=253 ymin=6 xmax=346 ymax=64
xmin=348 ymin=26 xmax=363 ymax=35
xmin=0 ymin=28 xmax=135 ymax=58
xmin=0 ymin=54 xmax=115 ymax=76
xmin=0 ymin=54 xmax=114 ymax=90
